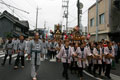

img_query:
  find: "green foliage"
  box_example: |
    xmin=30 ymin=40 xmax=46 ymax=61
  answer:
xmin=4 ymin=32 xmax=12 ymax=38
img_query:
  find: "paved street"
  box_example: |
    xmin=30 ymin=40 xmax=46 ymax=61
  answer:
xmin=0 ymin=50 xmax=120 ymax=80
xmin=0 ymin=51 xmax=96 ymax=80
xmin=0 ymin=0 xmax=120 ymax=79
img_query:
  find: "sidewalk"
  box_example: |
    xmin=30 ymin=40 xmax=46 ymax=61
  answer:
xmin=111 ymin=62 xmax=120 ymax=76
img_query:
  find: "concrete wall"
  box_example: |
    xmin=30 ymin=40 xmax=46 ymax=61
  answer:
xmin=88 ymin=0 xmax=110 ymax=34
xmin=89 ymin=33 xmax=109 ymax=42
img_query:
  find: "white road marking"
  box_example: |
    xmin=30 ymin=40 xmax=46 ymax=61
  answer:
xmin=49 ymin=58 xmax=56 ymax=62
xmin=1 ymin=54 xmax=28 ymax=60
xmin=110 ymin=73 xmax=120 ymax=80
xmin=0 ymin=54 xmax=5 ymax=58
xmin=0 ymin=52 xmax=4 ymax=55
xmin=2 ymin=54 xmax=17 ymax=59
xmin=0 ymin=51 xmax=3 ymax=53
xmin=83 ymin=70 xmax=103 ymax=80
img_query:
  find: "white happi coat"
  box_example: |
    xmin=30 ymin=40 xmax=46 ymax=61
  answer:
xmin=41 ymin=41 xmax=48 ymax=54
xmin=50 ymin=42 xmax=56 ymax=51
xmin=13 ymin=39 xmax=19 ymax=51
xmin=4 ymin=40 xmax=14 ymax=55
xmin=24 ymin=40 xmax=29 ymax=52
xmin=86 ymin=46 xmax=93 ymax=56
xmin=71 ymin=47 xmax=80 ymax=61
xmin=28 ymin=39 xmax=42 ymax=65
xmin=56 ymin=44 xmax=64 ymax=54
xmin=86 ymin=46 xmax=93 ymax=64
xmin=17 ymin=40 xmax=25 ymax=56
xmin=56 ymin=46 xmax=74 ymax=63
xmin=104 ymin=46 xmax=115 ymax=64
xmin=93 ymin=48 xmax=102 ymax=64
xmin=47 ymin=42 xmax=51 ymax=51
xmin=77 ymin=47 xmax=88 ymax=68
xmin=101 ymin=47 xmax=106 ymax=62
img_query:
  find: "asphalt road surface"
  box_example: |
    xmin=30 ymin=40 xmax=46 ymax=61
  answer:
xmin=0 ymin=51 xmax=114 ymax=80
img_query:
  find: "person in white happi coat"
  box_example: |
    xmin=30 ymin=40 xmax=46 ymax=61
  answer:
xmin=56 ymin=40 xmax=74 ymax=80
xmin=104 ymin=41 xmax=115 ymax=79
xmin=49 ymin=39 xmax=57 ymax=59
xmin=56 ymin=41 xmax=63 ymax=54
xmin=47 ymin=39 xmax=51 ymax=59
xmin=93 ymin=43 xmax=102 ymax=76
xmin=1 ymin=37 xmax=14 ymax=65
xmin=100 ymin=42 xmax=106 ymax=73
xmin=24 ymin=38 xmax=29 ymax=54
xmin=28 ymin=33 xmax=42 ymax=80
xmin=70 ymin=42 xmax=79 ymax=74
xmin=14 ymin=35 xmax=26 ymax=69
xmin=77 ymin=43 xmax=88 ymax=79
xmin=69 ymin=42 xmax=75 ymax=73
xmin=13 ymin=37 xmax=19 ymax=53
xmin=41 ymin=39 xmax=48 ymax=60
xmin=86 ymin=42 xmax=94 ymax=73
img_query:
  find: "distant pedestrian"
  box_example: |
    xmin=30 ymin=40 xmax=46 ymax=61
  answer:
xmin=14 ymin=35 xmax=25 ymax=69
xmin=1 ymin=36 xmax=14 ymax=65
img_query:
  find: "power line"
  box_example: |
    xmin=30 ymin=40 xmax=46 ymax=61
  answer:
xmin=69 ymin=9 xmax=88 ymax=22
xmin=5 ymin=0 xmax=36 ymax=26
xmin=0 ymin=1 xmax=29 ymax=14
xmin=0 ymin=0 xmax=35 ymax=28
xmin=81 ymin=9 xmax=88 ymax=15
xmin=25 ymin=0 xmax=36 ymax=10
xmin=8 ymin=0 xmax=34 ymax=12
xmin=0 ymin=0 xmax=24 ymax=19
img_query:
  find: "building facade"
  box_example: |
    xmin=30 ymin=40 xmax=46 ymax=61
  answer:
xmin=0 ymin=11 xmax=29 ymax=45
xmin=88 ymin=0 xmax=120 ymax=42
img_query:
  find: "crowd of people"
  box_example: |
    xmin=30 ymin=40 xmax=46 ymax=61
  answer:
xmin=0 ymin=33 xmax=120 ymax=80
xmin=56 ymin=39 xmax=120 ymax=80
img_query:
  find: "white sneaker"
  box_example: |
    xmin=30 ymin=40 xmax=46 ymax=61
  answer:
xmin=14 ymin=66 xmax=18 ymax=69
xmin=40 ymin=58 xmax=44 ymax=61
xmin=21 ymin=66 xmax=24 ymax=69
xmin=32 ymin=77 xmax=37 ymax=80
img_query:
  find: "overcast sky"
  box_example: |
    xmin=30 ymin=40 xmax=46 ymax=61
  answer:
xmin=0 ymin=0 xmax=96 ymax=30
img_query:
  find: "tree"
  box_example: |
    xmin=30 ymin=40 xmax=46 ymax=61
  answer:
xmin=4 ymin=32 xmax=12 ymax=38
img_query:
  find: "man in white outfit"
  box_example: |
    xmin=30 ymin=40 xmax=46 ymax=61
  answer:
xmin=28 ymin=33 xmax=42 ymax=80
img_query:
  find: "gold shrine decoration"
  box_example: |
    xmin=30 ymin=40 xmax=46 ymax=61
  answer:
xmin=54 ymin=24 xmax=62 ymax=39
xmin=70 ymin=25 xmax=86 ymax=40
xmin=71 ymin=35 xmax=86 ymax=40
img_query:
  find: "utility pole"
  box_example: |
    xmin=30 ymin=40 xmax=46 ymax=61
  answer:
xmin=77 ymin=0 xmax=83 ymax=34
xmin=66 ymin=1 xmax=69 ymax=32
xmin=96 ymin=0 xmax=99 ymax=42
xmin=62 ymin=0 xmax=69 ymax=32
xmin=35 ymin=7 xmax=40 ymax=31
xmin=43 ymin=21 xmax=46 ymax=38
xmin=77 ymin=0 xmax=80 ymax=28
xmin=44 ymin=21 xmax=46 ymax=29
